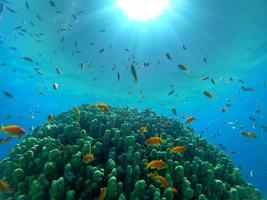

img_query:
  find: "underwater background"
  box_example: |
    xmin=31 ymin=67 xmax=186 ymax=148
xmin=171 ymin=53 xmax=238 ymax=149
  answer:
xmin=0 ymin=0 xmax=267 ymax=199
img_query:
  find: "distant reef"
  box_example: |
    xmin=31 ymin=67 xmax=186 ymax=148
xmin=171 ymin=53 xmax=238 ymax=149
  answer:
xmin=0 ymin=104 xmax=263 ymax=200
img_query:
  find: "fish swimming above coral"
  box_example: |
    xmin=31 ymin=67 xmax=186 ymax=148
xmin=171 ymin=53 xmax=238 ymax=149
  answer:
xmin=0 ymin=105 xmax=263 ymax=199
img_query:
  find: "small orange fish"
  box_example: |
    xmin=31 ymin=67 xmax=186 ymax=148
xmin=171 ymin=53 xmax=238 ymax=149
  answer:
xmin=1 ymin=125 xmax=25 ymax=138
xmin=98 ymin=187 xmax=107 ymax=200
xmin=0 ymin=180 xmax=12 ymax=192
xmin=203 ymin=91 xmax=214 ymax=99
xmin=145 ymin=160 xmax=167 ymax=170
xmin=82 ymin=153 xmax=95 ymax=164
xmin=0 ymin=137 xmax=12 ymax=144
xmin=147 ymin=173 xmax=177 ymax=193
xmin=47 ymin=114 xmax=54 ymax=121
xmin=138 ymin=126 xmax=148 ymax=134
xmin=240 ymin=131 xmax=256 ymax=139
xmin=96 ymin=103 xmax=109 ymax=112
xmin=145 ymin=136 xmax=163 ymax=146
xmin=172 ymin=187 xmax=178 ymax=193
xmin=185 ymin=116 xmax=196 ymax=125
xmin=170 ymin=146 xmax=186 ymax=153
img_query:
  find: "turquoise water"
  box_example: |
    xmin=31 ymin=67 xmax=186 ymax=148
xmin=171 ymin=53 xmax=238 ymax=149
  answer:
xmin=0 ymin=0 xmax=267 ymax=198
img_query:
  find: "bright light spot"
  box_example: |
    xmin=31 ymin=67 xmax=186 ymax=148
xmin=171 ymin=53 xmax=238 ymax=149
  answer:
xmin=116 ymin=0 xmax=169 ymax=22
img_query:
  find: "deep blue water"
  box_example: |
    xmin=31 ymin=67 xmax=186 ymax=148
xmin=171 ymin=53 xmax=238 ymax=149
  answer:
xmin=0 ymin=0 xmax=267 ymax=198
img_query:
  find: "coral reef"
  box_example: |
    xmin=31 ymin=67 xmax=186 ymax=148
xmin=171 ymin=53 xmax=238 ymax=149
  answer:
xmin=0 ymin=104 xmax=263 ymax=199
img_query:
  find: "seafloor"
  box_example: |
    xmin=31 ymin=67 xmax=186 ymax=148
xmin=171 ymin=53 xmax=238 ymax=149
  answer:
xmin=0 ymin=104 xmax=263 ymax=200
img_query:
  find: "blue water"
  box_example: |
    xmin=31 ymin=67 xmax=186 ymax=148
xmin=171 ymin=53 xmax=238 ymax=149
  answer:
xmin=1 ymin=0 xmax=267 ymax=198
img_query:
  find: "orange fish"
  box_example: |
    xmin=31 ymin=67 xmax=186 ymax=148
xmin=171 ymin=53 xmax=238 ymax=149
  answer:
xmin=147 ymin=173 xmax=177 ymax=193
xmin=145 ymin=136 xmax=163 ymax=146
xmin=138 ymin=126 xmax=148 ymax=134
xmin=1 ymin=125 xmax=25 ymax=138
xmin=203 ymin=91 xmax=214 ymax=99
xmin=185 ymin=116 xmax=196 ymax=125
xmin=96 ymin=103 xmax=109 ymax=112
xmin=47 ymin=114 xmax=54 ymax=121
xmin=82 ymin=153 xmax=95 ymax=164
xmin=170 ymin=146 xmax=186 ymax=153
xmin=0 ymin=136 xmax=12 ymax=144
xmin=98 ymin=187 xmax=107 ymax=200
xmin=0 ymin=180 xmax=12 ymax=192
xmin=145 ymin=160 xmax=167 ymax=170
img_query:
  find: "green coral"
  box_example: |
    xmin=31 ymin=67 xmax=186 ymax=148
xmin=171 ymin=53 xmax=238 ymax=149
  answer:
xmin=0 ymin=104 xmax=263 ymax=199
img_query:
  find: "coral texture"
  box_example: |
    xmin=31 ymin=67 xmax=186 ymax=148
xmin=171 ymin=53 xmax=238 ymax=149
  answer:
xmin=0 ymin=105 xmax=263 ymax=200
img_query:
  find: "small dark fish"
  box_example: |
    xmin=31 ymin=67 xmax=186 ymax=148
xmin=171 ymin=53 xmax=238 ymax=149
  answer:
xmin=29 ymin=21 xmax=35 ymax=26
xmin=203 ymin=57 xmax=207 ymax=63
xmin=56 ymin=10 xmax=62 ymax=14
xmin=38 ymin=89 xmax=45 ymax=96
xmin=49 ymin=0 xmax=56 ymax=7
xmin=218 ymin=143 xmax=226 ymax=150
xmin=14 ymin=26 xmax=22 ymax=30
xmin=166 ymin=53 xmax=172 ymax=61
xmin=249 ymin=116 xmax=257 ymax=121
xmin=203 ymin=91 xmax=214 ymax=99
xmin=90 ymin=42 xmax=95 ymax=46
xmin=36 ymin=14 xmax=42 ymax=21
xmin=130 ymin=64 xmax=138 ymax=82
xmin=100 ymin=29 xmax=106 ymax=32
xmin=99 ymin=48 xmax=105 ymax=54
xmin=156 ymin=60 xmax=160 ymax=65
xmin=25 ymin=1 xmax=30 ymax=10
xmin=21 ymin=56 xmax=34 ymax=63
xmin=211 ymin=78 xmax=216 ymax=85
xmin=201 ymin=76 xmax=209 ymax=80
xmin=226 ymin=103 xmax=232 ymax=107
xmin=241 ymin=86 xmax=254 ymax=92
xmin=72 ymin=14 xmax=77 ymax=20
xmin=144 ymin=62 xmax=149 ymax=67
xmin=182 ymin=45 xmax=186 ymax=50
xmin=238 ymin=79 xmax=244 ymax=84
xmin=5 ymin=6 xmax=16 ymax=14
xmin=109 ymin=44 xmax=112 ymax=49
xmin=0 ymin=63 xmax=7 ymax=67
xmin=263 ymin=81 xmax=267 ymax=88
xmin=3 ymin=91 xmax=13 ymax=99
xmin=178 ymin=64 xmax=189 ymax=73
xmin=75 ymin=40 xmax=77 ymax=48
xmin=172 ymin=108 xmax=177 ymax=116
xmin=168 ymin=90 xmax=175 ymax=96
xmin=125 ymin=48 xmax=130 ymax=52
xmin=117 ymin=72 xmax=120 ymax=82
xmin=60 ymin=36 xmax=64 ymax=43
xmin=112 ymin=64 xmax=117 ymax=71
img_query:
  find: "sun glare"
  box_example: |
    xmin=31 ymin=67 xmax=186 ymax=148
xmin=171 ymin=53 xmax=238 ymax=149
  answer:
xmin=115 ymin=0 xmax=169 ymax=22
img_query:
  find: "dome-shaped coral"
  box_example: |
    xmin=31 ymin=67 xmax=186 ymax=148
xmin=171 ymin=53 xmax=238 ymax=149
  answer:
xmin=0 ymin=104 xmax=263 ymax=200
